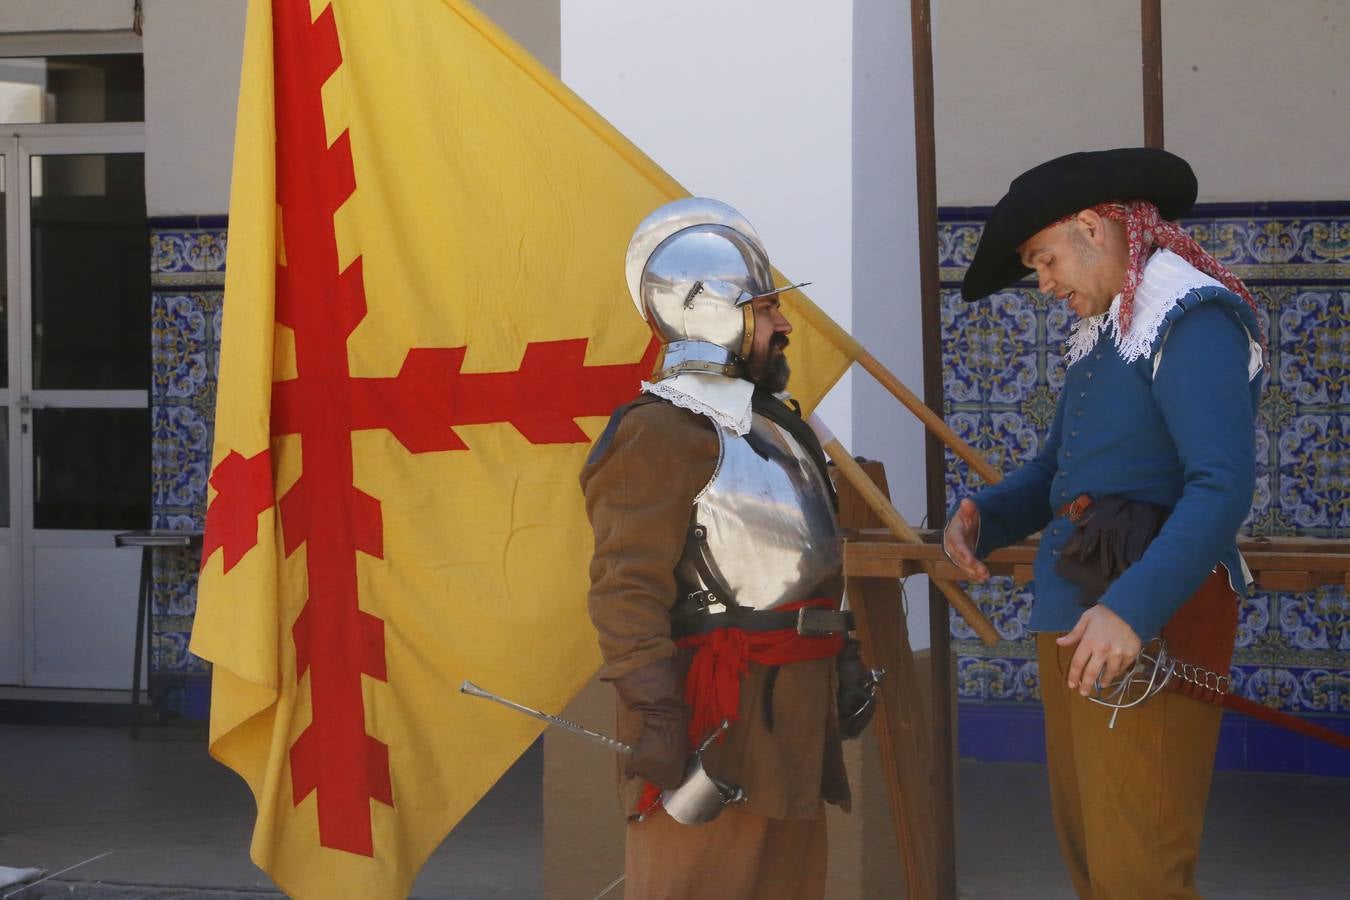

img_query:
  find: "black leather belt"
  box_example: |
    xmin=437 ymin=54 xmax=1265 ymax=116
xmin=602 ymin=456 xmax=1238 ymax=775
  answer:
xmin=672 ymin=606 xmax=853 ymax=638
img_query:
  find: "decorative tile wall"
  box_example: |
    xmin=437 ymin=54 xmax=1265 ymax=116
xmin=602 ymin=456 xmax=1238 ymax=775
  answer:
xmin=941 ymin=202 xmax=1348 ymax=770
xmin=148 ymin=218 xmax=227 ymax=688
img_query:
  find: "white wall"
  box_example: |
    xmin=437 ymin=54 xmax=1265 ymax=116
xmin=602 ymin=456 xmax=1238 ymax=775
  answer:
xmin=560 ymin=0 xmax=857 ymax=442
xmin=142 ymin=0 xmax=246 ymax=215
xmin=9 ymin=0 xmax=1344 ymax=214
xmin=0 ymin=0 xmax=135 ymax=32
xmin=933 ymin=0 xmax=1142 ymax=206
xmin=1164 ymin=0 xmax=1350 ymax=201
xmin=933 ymin=0 xmax=1350 ymax=205
xmin=851 ymin=0 xmax=930 ymax=648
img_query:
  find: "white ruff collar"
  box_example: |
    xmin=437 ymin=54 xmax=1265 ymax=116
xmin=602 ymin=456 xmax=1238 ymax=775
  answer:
xmin=641 ymin=373 xmax=754 ymax=435
xmin=1064 ymin=249 xmax=1224 ymax=367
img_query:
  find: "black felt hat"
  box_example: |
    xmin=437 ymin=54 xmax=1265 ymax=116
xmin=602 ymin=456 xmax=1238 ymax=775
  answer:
xmin=961 ymin=148 xmax=1198 ymax=301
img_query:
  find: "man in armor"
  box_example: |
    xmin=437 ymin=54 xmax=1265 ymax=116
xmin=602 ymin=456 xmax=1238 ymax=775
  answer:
xmin=581 ymin=198 xmax=858 ymax=898
xmin=944 ymin=148 xmax=1264 ymax=897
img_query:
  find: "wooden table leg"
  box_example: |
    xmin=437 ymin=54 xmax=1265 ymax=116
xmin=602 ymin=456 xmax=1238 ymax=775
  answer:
xmin=835 ymin=462 xmax=942 ymax=898
xmin=131 ymin=545 xmax=152 ymax=739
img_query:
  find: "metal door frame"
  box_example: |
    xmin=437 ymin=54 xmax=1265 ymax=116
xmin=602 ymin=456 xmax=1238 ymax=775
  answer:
xmin=8 ymin=125 xmax=146 ymax=686
xmin=1 ymin=136 xmax=20 ymax=683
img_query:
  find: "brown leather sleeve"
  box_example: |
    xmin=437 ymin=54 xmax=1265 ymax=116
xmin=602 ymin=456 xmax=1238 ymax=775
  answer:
xmin=580 ymin=401 xmax=719 ymax=681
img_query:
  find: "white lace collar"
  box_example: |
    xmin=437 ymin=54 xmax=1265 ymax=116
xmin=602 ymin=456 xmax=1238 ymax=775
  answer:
xmin=1064 ymin=249 xmax=1224 ymax=367
xmin=641 ymin=372 xmax=754 ymax=435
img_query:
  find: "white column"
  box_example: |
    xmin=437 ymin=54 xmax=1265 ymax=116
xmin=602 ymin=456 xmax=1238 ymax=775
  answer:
xmin=850 ymin=0 xmax=929 ymax=647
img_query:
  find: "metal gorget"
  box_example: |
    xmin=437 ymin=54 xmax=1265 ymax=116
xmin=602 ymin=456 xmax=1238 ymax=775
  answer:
xmin=674 ymin=411 xmax=842 ymax=619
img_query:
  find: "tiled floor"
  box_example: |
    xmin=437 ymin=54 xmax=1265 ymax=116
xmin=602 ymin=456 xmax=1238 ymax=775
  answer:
xmin=1 ymin=724 xmax=1347 ymax=898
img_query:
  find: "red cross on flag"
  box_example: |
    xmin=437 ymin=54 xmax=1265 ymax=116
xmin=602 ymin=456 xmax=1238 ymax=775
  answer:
xmin=190 ymin=0 xmax=851 ymax=896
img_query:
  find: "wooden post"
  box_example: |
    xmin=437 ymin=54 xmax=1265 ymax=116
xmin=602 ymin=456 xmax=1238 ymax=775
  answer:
xmin=911 ymin=0 xmax=960 ymax=894
xmin=814 ymin=424 xmax=999 ymax=647
xmin=1142 ymin=0 xmax=1164 ymax=148
xmin=836 ymin=461 xmax=940 ymax=898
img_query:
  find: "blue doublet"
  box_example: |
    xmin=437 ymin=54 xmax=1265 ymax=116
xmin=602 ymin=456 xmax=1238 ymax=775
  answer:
xmin=967 ymin=253 xmax=1264 ymax=641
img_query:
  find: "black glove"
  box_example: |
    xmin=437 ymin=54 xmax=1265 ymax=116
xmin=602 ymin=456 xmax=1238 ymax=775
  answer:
xmin=613 ymin=657 xmax=689 ymax=789
xmin=836 ymin=638 xmax=880 ymax=739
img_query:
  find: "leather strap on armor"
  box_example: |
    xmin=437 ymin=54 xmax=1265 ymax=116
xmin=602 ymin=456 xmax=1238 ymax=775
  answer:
xmin=673 ymin=606 xmax=853 ymax=638
xmin=751 ymin=388 xmax=836 ymax=510
xmin=679 ymin=522 xmax=737 ymax=616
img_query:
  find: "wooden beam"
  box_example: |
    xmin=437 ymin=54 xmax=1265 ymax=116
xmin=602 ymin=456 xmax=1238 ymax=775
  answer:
xmin=910 ymin=0 xmax=959 ymax=892
xmin=836 ymin=462 xmax=940 ymax=898
xmin=1256 ymin=570 xmax=1320 ymax=593
xmin=849 ymin=572 xmax=940 ymax=899
xmin=846 ymin=529 xmax=1350 ymax=556
xmin=844 ymin=531 xmax=1350 ymax=590
xmin=1142 ymin=0 xmax=1164 ymax=148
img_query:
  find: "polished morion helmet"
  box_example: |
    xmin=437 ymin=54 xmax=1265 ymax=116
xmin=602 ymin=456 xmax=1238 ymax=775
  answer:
xmin=626 ymin=198 xmax=796 ymax=382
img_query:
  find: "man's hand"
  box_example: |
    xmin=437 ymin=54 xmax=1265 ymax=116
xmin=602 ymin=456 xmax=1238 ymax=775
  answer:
xmin=613 ymin=658 xmax=689 ymax=789
xmin=942 ymin=498 xmax=990 ymax=582
xmin=625 ymin=709 xmax=688 ymax=789
xmin=1056 ymin=605 xmax=1142 ymax=697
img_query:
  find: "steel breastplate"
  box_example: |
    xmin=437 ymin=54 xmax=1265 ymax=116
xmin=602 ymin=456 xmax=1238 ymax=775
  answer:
xmin=674 ymin=411 xmax=842 ymax=617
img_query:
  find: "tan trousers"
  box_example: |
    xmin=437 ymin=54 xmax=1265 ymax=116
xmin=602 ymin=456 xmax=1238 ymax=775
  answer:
xmin=1037 ymin=571 xmax=1237 ymax=899
xmin=624 ymin=806 xmax=826 ymax=900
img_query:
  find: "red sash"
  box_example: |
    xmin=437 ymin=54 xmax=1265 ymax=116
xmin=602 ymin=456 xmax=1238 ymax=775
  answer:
xmin=637 ymin=597 xmax=843 ymax=814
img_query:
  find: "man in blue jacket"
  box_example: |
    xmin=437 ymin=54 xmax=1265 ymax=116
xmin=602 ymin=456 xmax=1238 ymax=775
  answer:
xmin=944 ymin=148 xmax=1265 ymax=898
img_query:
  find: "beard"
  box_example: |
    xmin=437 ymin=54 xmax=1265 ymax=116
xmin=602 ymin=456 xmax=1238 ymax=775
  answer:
xmin=748 ymin=347 xmax=791 ymax=393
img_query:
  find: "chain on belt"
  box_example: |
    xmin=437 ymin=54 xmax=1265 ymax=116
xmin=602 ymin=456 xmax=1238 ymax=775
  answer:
xmin=1087 ymin=636 xmax=1230 ymax=729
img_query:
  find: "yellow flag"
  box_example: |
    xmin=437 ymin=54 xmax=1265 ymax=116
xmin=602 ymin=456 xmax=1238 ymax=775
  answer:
xmin=190 ymin=0 xmax=851 ymax=895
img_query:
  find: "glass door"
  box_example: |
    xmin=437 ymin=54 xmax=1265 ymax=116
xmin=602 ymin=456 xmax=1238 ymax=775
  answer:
xmin=16 ymin=132 xmax=149 ymax=688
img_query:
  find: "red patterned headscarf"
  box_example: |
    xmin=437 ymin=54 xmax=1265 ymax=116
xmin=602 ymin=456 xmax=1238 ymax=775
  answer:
xmin=1064 ymin=200 xmax=1267 ymax=360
